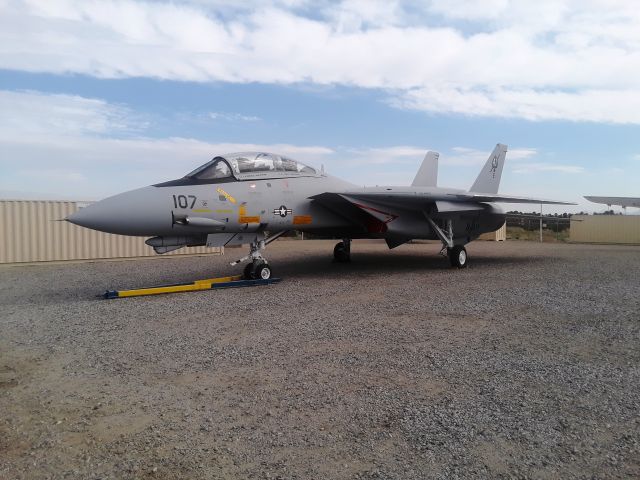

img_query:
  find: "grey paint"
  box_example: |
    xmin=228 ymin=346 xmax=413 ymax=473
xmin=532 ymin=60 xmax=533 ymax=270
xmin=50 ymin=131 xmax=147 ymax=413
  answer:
xmin=411 ymin=151 xmax=439 ymax=187
xmin=585 ymin=196 xmax=640 ymax=209
xmin=67 ymin=144 xmax=574 ymax=262
xmin=470 ymin=143 xmax=507 ymax=194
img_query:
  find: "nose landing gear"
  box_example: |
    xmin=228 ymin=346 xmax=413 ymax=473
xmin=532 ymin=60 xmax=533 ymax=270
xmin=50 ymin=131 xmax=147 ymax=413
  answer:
xmin=243 ymin=259 xmax=272 ymax=280
xmin=231 ymin=231 xmax=289 ymax=280
xmin=238 ymin=239 xmax=273 ymax=280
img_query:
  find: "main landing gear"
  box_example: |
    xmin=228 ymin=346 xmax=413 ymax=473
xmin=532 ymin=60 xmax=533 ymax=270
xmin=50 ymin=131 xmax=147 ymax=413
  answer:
xmin=447 ymin=245 xmax=468 ymax=269
xmin=333 ymin=239 xmax=351 ymax=263
xmin=425 ymin=217 xmax=469 ymax=269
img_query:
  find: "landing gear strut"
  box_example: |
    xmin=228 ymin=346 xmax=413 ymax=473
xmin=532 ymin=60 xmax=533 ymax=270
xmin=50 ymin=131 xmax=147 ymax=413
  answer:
xmin=231 ymin=231 xmax=288 ymax=280
xmin=333 ymin=239 xmax=351 ymax=263
xmin=426 ymin=217 xmax=469 ymax=269
xmin=447 ymin=245 xmax=468 ymax=269
xmin=241 ymin=239 xmax=272 ymax=280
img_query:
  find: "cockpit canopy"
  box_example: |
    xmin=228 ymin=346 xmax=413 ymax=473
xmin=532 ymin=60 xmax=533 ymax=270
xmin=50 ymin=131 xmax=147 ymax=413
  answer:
xmin=187 ymin=152 xmax=317 ymax=181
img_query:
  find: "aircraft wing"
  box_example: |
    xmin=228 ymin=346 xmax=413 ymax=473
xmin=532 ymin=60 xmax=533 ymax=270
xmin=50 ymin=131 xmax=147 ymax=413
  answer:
xmin=466 ymin=193 xmax=576 ymax=205
xmin=585 ymin=196 xmax=640 ymax=208
xmin=310 ymin=190 xmax=574 ymax=234
xmin=311 ymin=190 xmax=575 ymax=210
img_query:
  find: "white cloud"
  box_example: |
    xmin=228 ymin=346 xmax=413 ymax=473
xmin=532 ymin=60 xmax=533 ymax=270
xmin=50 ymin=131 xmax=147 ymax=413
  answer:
xmin=0 ymin=133 xmax=338 ymax=198
xmin=207 ymin=112 xmax=261 ymax=122
xmin=512 ymin=163 xmax=584 ymax=174
xmin=0 ymin=89 xmax=140 ymax=138
xmin=445 ymin=145 xmax=536 ymax=166
xmin=0 ymin=89 xmax=335 ymax=197
xmin=0 ymin=89 xmax=597 ymax=205
xmin=0 ymin=89 xmax=499 ymax=196
xmin=426 ymin=0 xmax=566 ymax=25
xmin=344 ymin=146 xmax=430 ymax=165
xmin=323 ymin=0 xmax=406 ymax=31
xmin=394 ymin=87 xmax=640 ymax=123
xmin=508 ymin=148 xmax=537 ymax=160
xmin=1 ymin=1 xmax=640 ymax=122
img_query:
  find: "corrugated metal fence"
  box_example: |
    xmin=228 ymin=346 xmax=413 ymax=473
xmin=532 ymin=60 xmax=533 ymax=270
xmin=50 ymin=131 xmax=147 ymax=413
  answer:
xmin=570 ymin=214 xmax=640 ymax=244
xmin=0 ymin=200 xmax=222 ymax=264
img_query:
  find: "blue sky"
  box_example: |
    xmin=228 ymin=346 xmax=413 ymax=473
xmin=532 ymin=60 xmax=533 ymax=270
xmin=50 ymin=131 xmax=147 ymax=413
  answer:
xmin=1 ymin=0 xmax=640 ymax=212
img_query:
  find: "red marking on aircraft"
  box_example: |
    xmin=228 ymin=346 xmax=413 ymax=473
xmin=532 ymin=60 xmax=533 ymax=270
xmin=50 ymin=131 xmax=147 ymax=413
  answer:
xmin=352 ymin=202 xmax=398 ymax=223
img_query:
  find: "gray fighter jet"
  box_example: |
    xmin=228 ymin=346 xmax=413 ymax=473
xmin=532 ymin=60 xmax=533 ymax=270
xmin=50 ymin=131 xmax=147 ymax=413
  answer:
xmin=67 ymin=144 xmax=573 ymax=279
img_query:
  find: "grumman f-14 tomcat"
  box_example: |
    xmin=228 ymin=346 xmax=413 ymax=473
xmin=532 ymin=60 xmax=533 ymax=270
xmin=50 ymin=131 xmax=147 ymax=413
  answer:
xmin=67 ymin=144 xmax=574 ymax=279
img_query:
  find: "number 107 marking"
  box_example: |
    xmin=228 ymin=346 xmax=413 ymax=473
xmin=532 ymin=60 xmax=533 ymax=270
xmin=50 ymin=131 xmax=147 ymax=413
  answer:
xmin=173 ymin=194 xmax=197 ymax=209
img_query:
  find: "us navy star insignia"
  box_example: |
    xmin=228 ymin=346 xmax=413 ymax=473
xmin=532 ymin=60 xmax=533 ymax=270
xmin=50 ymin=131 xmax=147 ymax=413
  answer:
xmin=273 ymin=205 xmax=292 ymax=218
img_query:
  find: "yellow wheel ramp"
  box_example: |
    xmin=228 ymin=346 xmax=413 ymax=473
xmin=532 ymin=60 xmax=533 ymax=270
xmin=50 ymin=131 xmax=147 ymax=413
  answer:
xmin=103 ymin=275 xmax=281 ymax=299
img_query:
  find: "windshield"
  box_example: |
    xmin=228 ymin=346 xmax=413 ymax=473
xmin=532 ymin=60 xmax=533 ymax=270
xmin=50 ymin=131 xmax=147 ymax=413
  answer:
xmin=186 ymin=152 xmax=316 ymax=179
xmin=187 ymin=157 xmax=232 ymax=180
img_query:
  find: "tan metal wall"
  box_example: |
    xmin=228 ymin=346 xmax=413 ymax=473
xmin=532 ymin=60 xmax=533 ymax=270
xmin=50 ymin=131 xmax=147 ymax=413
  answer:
xmin=0 ymin=200 xmax=222 ymax=264
xmin=570 ymin=214 xmax=640 ymax=244
xmin=478 ymin=222 xmax=507 ymax=241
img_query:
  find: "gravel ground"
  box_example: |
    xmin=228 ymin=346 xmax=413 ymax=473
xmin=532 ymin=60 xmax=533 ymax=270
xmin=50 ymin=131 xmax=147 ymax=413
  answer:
xmin=1 ymin=239 xmax=639 ymax=480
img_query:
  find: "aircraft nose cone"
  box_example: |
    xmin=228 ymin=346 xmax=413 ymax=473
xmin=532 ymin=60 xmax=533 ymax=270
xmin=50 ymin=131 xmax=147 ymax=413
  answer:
xmin=66 ymin=186 xmax=169 ymax=235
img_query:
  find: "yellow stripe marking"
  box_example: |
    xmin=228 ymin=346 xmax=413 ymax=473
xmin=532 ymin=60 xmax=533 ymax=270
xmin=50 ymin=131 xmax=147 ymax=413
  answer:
xmin=293 ymin=215 xmax=312 ymax=225
xmin=216 ymin=187 xmax=236 ymax=204
xmin=192 ymin=208 xmax=212 ymax=213
xmin=239 ymin=216 xmax=260 ymax=224
xmin=117 ymin=275 xmax=243 ymax=297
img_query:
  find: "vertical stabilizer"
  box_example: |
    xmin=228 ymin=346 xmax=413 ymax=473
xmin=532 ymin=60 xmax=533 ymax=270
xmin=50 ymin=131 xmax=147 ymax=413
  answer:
xmin=470 ymin=143 xmax=507 ymax=194
xmin=411 ymin=151 xmax=439 ymax=187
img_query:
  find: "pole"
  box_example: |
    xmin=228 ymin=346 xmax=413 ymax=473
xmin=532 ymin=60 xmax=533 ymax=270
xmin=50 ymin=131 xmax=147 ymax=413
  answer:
xmin=539 ymin=204 xmax=543 ymax=243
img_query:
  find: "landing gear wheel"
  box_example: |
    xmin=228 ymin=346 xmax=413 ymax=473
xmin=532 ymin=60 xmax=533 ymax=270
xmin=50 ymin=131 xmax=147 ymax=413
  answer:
xmin=333 ymin=241 xmax=351 ymax=263
xmin=243 ymin=262 xmax=255 ymax=280
xmin=448 ymin=246 xmax=468 ymax=269
xmin=244 ymin=260 xmax=272 ymax=280
xmin=253 ymin=261 xmax=272 ymax=280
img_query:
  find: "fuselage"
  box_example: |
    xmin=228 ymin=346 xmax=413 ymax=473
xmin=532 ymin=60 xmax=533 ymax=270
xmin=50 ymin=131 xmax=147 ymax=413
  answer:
xmin=67 ymin=172 xmax=357 ymax=236
xmin=67 ymin=152 xmax=505 ymax=248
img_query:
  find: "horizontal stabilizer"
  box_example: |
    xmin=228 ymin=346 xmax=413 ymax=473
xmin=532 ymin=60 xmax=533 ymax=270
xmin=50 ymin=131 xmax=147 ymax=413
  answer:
xmin=469 ymin=194 xmax=576 ymax=205
xmin=412 ymin=151 xmax=439 ymax=187
xmin=585 ymin=196 xmax=640 ymax=208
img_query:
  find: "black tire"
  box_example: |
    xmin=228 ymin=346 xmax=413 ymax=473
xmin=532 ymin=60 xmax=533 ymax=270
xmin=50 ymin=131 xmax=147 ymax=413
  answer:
xmin=253 ymin=261 xmax=272 ymax=280
xmin=333 ymin=242 xmax=350 ymax=263
xmin=448 ymin=246 xmax=468 ymax=269
xmin=246 ymin=261 xmax=271 ymax=280
xmin=243 ymin=262 xmax=255 ymax=280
